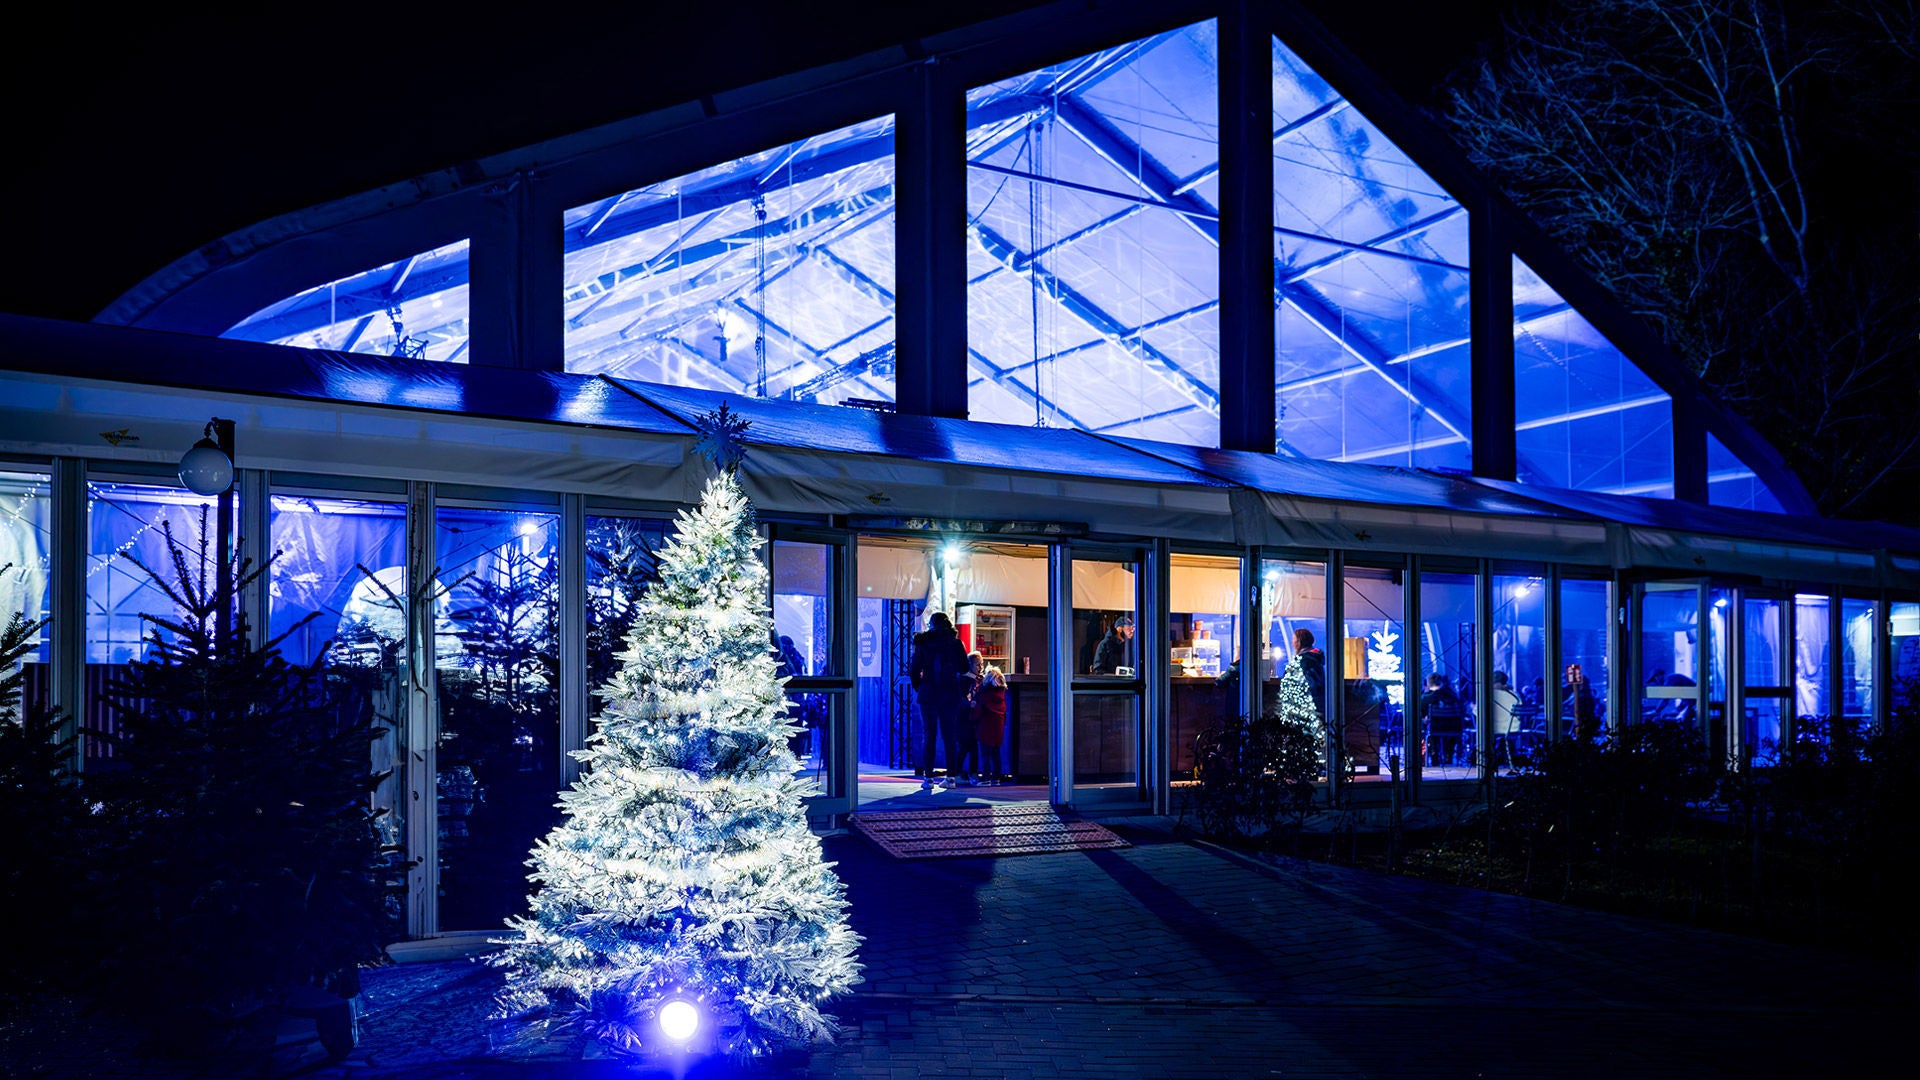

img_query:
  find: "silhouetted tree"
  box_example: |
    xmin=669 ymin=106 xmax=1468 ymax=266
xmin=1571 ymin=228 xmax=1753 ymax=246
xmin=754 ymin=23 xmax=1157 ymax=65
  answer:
xmin=1443 ymin=0 xmax=1920 ymax=521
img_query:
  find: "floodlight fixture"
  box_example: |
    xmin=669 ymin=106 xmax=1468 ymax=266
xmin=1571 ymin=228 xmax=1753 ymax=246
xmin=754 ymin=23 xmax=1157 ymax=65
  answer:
xmin=658 ymin=998 xmax=700 ymax=1043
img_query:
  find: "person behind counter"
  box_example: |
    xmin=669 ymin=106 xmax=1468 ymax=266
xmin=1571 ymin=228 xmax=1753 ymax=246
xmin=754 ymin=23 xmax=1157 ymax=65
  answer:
xmin=1091 ymin=614 xmax=1135 ymax=675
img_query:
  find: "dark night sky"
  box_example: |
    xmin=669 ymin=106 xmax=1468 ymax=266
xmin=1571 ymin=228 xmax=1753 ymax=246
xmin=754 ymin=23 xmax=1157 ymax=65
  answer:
xmin=0 ymin=1 xmax=1513 ymax=324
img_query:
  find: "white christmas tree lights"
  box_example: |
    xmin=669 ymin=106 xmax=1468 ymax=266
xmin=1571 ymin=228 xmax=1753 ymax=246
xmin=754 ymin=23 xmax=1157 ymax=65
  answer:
xmin=492 ymin=406 xmax=860 ymax=1059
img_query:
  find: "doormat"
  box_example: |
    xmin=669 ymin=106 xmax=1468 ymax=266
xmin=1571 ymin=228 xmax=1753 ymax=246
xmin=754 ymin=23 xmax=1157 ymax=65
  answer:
xmin=851 ymin=804 xmax=1130 ymax=860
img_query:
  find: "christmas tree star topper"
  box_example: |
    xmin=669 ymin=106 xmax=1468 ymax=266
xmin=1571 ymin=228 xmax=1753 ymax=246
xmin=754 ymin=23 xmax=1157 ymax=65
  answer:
xmin=693 ymin=403 xmax=751 ymax=474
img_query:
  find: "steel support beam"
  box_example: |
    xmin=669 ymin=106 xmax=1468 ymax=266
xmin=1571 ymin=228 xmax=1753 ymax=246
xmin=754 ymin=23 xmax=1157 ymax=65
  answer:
xmin=471 ymin=174 xmax=563 ymax=369
xmin=1673 ymin=401 xmax=1710 ymax=503
xmin=895 ymin=61 xmax=968 ymax=419
xmin=1470 ymin=204 xmax=1515 ymax=481
xmin=49 ymin=458 xmax=85 ymax=773
xmin=1220 ymin=0 xmax=1276 ymax=452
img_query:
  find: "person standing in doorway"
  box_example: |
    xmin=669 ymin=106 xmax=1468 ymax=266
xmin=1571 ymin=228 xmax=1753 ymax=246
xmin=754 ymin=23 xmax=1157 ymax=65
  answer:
xmin=909 ymin=611 xmax=969 ymax=789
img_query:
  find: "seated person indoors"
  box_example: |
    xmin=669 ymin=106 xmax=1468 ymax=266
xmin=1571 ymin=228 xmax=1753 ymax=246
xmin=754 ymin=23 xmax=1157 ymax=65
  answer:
xmin=1487 ymin=670 xmax=1524 ymax=762
xmin=1421 ymin=673 xmax=1465 ymax=765
xmin=1420 ymin=672 xmax=1460 ymax=715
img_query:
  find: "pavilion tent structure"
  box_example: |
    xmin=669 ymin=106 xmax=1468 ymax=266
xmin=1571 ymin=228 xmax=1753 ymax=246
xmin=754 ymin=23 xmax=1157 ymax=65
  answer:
xmin=1 ymin=0 xmax=1914 ymax=943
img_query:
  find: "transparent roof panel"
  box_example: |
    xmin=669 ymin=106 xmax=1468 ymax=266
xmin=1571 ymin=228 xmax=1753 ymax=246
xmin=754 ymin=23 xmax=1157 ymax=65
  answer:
xmin=1513 ymin=256 xmax=1673 ymax=497
xmin=223 ymin=240 xmax=471 ymax=363
xmin=965 ymin=20 xmax=1222 ymax=447
xmin=1707 ymin=432 xmax=1786 ymax=513
xmin=1271 ymin=36 xmax=1471 ymax=471
xmin=563 ymin=115 xmax=896 ymax=407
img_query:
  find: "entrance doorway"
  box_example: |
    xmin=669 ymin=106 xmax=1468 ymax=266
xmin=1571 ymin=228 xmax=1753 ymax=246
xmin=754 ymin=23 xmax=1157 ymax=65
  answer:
xmin=851 ymin=535 xmax=1053 ymax=810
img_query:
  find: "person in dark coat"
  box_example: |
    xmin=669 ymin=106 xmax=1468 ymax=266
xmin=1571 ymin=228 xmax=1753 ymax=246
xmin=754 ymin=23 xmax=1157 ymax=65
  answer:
xmin=1564 ymin=662 xmax=1598 ymax=742
xmin=909 ymin=611 xmax=969 ymax=789
xmin=1091 ymin=614 xmax=1135 ymax=675
xmin=1291 ymin=628 xmax=1326 ymax=705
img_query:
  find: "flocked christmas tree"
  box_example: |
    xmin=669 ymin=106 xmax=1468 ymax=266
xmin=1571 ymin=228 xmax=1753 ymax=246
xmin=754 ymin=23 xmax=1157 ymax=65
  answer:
xmin=493 ymin=405 xmax=861 ymax=1059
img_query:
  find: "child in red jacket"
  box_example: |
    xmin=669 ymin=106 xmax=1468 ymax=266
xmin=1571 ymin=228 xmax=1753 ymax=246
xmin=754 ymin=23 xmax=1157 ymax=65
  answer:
xmin=972 ymin=665 xmax=1008 ymax=784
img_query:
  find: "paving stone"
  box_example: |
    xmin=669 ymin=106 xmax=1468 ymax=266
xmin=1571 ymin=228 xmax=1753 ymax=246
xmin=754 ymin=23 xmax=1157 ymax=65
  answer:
xmin=4 ymin=816 xmax=1911 ymax=1078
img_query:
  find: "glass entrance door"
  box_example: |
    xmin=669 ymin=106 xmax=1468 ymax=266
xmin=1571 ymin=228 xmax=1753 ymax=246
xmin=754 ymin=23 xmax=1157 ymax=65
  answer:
xmin=1736 ymin=592 xmax=1791 ymax=766
xmin=1636 ymin=580 xmax=1706 ymax=732
xmin=1066 ymin=548 xmax=1145 ymax=806
xmin=852 ymin=535 xmax=1053 ymax=810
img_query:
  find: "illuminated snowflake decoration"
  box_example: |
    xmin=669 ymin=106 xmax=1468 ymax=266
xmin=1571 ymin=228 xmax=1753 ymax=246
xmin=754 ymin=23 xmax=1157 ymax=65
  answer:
xmin=694 ymin=403 xmax=751 ymax=474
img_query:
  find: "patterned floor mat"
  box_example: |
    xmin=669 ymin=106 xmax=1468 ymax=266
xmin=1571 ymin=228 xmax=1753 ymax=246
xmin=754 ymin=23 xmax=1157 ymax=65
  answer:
xmin=850 ymin=804 xmax=1131 ymax=859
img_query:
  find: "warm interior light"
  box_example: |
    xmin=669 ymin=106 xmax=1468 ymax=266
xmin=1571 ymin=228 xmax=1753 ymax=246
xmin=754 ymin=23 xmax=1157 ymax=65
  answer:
xmin=658 ymin=999 xmax=699 ymax=1042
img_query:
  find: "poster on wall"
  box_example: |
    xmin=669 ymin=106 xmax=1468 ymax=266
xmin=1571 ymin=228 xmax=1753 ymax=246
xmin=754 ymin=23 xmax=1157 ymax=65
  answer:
xmin=857 ymin=598 xmax=882 ymax=678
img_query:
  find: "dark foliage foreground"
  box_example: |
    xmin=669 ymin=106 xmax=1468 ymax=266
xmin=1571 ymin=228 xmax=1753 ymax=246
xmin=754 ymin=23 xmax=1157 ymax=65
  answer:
xmin=1189 ymin=695 xmax=1920 ymax=956
xmin=0 ymin=522 xmax=398 ymax=1055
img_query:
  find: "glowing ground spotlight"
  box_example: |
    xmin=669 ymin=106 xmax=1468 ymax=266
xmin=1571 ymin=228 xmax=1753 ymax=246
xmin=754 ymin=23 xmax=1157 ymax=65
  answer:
xmin=658 ymin=998 xmax=700 ymax=1043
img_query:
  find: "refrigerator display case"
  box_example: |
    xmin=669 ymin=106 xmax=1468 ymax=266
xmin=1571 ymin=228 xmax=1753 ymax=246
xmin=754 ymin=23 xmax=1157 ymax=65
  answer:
xmin=955 ymin=604 xmax=1014 ymax=666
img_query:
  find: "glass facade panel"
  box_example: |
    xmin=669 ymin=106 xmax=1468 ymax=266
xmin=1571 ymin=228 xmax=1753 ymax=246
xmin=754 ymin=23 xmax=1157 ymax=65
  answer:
xmin=1707 ymin=587 xmax=1733 ymax=759
xmin=1073 ymin=555 xmax=1140 ymax=800
xmin=1794 ymin=594 xmax=1830 ymax=725
xmin=1743 ymin=598 xmax=1786 ymax=689
xmin=1743 ymin=597 xmax=1785 ymax=767
xmin=564 ymin=116 xmax=897 ymax=406
xmin=584 ymin=515 xmax=668 ymax=723
xmin=772 ymin=541 xmax=835 ymax=677
xmin=1514 ymin=257 xmax=1674 ymax=497
xmin=785 ymin=690 xmax=836 ymax=793
xmin=1746 ymin=698 xmax=1788 ymax=767
xmin=1892 ymin=602 xmax=1920 ymax=717
xmin=1341 ymin=564 xmax=1403 ymax=778
xmin=268 ymin=492 xmax=410 ymax=939
xmin=1490 ymin=570 xmax=1546 ymax=770
xmin=1839 ymin=598 xmax=1876 ymax=739
xmin=224 ymin=240 xmax=471 ymax=362
xmin=1169 ymin=553 xmax=1240 ymax=782
xmin=1074 ymin=558 xmax=1138 ymax=678
xmin=433 ymin=506 xmax=560 ymax=930
xmin=1639 ymin=585 xmax=1699 ymax=724
xmin=1558 ymin=578 xmax=1609 ymax=740
xmin=1273 ymin=38 xmax=1471 ymax=470
xmin=966 ymin=21 xmax=1221 ymax=445
xmin=771 ymin=539 xmax=839 ymax=794
xmin=85 ymin=481 xmax=236 ymax=759
xmin=1706 ymin=434 xmax=1785 ymax=513
xmin=1417 ymin=568 xmax=1478 ymax=779
xmin=0 ymin=473 xmax=51 ymax=702
xmin=268 ymin=495 xmax=409 ymax=667
xmin=1258 ymin=558 xmax=1328 ymax=733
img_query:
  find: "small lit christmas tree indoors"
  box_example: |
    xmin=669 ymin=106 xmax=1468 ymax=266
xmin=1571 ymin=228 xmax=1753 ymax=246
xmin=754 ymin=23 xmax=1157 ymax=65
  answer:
xmin=493 ymin=406 xmax=860 ymax=1060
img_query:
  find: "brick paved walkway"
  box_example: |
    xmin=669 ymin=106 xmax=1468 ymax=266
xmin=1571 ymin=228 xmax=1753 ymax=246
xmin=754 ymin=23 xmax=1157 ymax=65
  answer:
xmin=6 ymin=817 xmax=1910 ymax=1078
